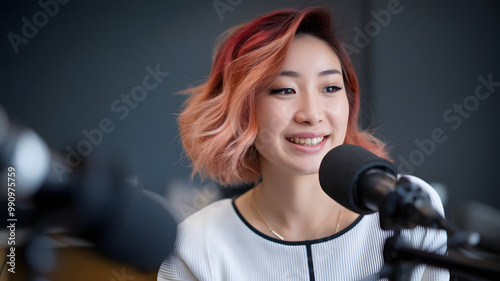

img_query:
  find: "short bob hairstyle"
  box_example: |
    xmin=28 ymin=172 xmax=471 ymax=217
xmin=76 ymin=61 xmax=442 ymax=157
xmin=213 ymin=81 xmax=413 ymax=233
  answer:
xmin=178 ymin=6 xmax=389 ymax=186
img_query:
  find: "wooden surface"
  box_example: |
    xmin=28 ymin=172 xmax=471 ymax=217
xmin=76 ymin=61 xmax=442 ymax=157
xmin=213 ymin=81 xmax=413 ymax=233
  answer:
xmin=2 ymin=246 xmax=159 ymax=281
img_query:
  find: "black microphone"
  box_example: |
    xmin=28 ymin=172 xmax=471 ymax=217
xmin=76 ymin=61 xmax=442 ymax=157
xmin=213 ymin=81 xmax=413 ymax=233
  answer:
xmin=0 ymin=107 xmax=177 ymax=272
xmin=319 ymin=144 xmax=447 ymax=230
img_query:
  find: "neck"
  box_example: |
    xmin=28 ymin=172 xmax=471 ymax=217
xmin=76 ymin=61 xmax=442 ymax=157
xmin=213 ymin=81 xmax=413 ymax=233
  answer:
xmin=253 ymin=162 xmax=340 ymax=240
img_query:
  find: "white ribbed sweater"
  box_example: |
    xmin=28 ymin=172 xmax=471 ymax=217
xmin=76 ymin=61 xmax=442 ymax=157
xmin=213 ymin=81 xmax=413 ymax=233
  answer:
xmin=158 ymin=175 xmax=449 ymax=281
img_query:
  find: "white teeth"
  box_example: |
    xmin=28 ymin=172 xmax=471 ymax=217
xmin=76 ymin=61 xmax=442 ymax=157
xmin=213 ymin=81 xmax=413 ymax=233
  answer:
xmin=287 ymin=136 xmax=324 ymax=146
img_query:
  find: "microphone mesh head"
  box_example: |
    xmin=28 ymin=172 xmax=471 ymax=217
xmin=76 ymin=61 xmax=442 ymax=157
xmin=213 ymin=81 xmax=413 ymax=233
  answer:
xmin=319 ymin=144 xmax=396 ymax=214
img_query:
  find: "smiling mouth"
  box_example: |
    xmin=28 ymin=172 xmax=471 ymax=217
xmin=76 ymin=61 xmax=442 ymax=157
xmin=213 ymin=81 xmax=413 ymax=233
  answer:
xmin=286 ymin=136 xmax=326 ymax=146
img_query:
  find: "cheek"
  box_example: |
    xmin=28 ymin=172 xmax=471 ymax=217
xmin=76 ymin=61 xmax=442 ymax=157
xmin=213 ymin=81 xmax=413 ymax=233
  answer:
xmin=337 ymin=102 xmax=350 ymax=127
xmin=327 ymin=95 xmax=350 ymax=133
xmin=339 ymin=100 xmax=350 ymax=136
xmin=254 ymin=104 xmax=289 ymax=150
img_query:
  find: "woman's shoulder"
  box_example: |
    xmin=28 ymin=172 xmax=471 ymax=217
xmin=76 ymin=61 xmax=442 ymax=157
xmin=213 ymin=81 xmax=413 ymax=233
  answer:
xmin=160 ymin=199 xmax=236 ymax=281
xmin=177 ymin=198 xmax=237 ymax=238
xmin=181 ymin=198 xmax=234 ymax=223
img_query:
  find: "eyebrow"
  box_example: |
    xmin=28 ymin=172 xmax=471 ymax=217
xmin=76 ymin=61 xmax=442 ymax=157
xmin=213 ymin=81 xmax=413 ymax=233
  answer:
xmin=279 ymin=69 xmax=341 ymax=77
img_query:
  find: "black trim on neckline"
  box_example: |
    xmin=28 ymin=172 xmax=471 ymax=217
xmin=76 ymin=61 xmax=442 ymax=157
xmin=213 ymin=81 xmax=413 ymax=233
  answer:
xmin=231 ymin=198 xmax=364 ymax=246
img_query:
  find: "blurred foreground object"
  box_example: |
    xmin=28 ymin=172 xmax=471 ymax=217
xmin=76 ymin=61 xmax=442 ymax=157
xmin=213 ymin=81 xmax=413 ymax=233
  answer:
xmin=0 ymin=106 xmax=177 ymax=278
xmin=453 ymin=201 xmax=500 ymax=254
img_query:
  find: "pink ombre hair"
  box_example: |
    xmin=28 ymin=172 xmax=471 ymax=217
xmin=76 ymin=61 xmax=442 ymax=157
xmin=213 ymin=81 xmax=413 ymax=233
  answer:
xmin=178 ymin=6 xmax=389 ymax=186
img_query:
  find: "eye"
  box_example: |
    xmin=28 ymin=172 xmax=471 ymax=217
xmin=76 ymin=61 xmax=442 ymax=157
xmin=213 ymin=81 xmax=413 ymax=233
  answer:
xmin=322 ymin=85 xmax=343 ymax=94
xmin=270 ymin=88 xmax=296 ymax=95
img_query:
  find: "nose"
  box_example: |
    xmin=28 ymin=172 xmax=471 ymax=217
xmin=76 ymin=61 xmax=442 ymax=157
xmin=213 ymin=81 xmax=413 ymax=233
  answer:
xmin=294 ymin=92 xmax=324 ymax=125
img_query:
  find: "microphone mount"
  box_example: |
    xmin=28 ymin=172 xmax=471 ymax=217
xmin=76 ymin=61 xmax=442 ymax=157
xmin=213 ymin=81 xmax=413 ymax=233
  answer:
xmin=358 ymin=171 xmax=448 ymax=231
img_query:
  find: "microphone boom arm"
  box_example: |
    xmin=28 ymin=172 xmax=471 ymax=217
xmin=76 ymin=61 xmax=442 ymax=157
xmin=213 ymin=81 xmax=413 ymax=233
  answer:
xmin=381 ymin=232 xmax=500 ymax=280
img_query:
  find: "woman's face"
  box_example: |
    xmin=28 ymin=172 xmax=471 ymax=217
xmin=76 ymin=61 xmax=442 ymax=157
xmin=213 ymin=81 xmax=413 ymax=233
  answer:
xmin=254 ymin=33 xmax=349 ymax=176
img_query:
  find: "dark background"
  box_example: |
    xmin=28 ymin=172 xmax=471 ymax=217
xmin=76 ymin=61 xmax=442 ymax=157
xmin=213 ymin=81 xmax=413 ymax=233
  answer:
xmin=1 ymin=0 xmax=499 ymax=223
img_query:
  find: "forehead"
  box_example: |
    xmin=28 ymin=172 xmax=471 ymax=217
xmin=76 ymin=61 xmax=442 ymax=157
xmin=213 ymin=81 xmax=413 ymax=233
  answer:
xmin=281 ymin=33 xmax=342 ymax=72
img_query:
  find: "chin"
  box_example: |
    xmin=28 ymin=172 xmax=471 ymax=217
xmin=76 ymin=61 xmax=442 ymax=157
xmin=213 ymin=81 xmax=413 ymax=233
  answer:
xmin=288 ymin=162 xmax=322 ymax=176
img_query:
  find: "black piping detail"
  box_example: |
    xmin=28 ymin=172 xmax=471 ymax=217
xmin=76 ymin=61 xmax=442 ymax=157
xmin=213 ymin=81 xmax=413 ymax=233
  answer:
xmin=231 ymin=198 xmax=364 ymax=246
xmin=306 ymin=244 xmax=315 ymax=281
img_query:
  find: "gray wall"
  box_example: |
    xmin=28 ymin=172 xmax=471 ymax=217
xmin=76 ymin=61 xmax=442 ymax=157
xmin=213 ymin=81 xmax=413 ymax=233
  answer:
xmin=1 ymin=0 xmax=498 ymax=218
xmin=369 ymin=0 xmax=500 ymax=212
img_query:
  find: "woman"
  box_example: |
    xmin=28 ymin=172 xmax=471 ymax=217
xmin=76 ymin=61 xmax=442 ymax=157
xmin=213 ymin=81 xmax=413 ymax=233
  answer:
xmin=158 ymin=6 xmax=448 ymax=281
